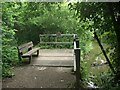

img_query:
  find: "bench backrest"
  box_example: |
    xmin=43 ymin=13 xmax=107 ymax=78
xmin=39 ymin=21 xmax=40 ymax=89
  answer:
xmin=18 ymin=41 xmax=33 ymax=54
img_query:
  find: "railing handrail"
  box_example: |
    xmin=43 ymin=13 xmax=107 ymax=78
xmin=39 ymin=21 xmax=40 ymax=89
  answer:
xmin=39 ymin=34 xmax=77 ymax=45
xmin=39 ymin=34 xmax=77 ymax=37
xmin=40 ymin=42 xmax=73 ymax=44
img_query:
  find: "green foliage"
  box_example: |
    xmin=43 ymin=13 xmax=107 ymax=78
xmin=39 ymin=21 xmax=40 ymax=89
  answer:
xmin=2 ymin=2 xmax=93 ymax=80
xmin=2 ymin=25 xmax=18 ymax=77
xmin=69 ymin=1 xmax=120 ymax=88
xmin=3 ymin=2 xmax=93 ymax=50
xmin=70 ymin=2 xmax=119 ymax=70
xmin=2 ymin=2 xmax=120 ymax=89
xmin=94 ymin=72 xmax=114 ymax=88
xmin=91 ymin=72 xmax=120 ymax=90
xmin=2 ymin=3 xmax=19 ymax=77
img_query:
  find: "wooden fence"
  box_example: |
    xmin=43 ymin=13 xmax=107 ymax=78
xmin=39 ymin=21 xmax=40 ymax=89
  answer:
xmin=39 ymin=34 xmax=77 ymax=44
xmin=74 ymin=39 xmax=81 ymax=89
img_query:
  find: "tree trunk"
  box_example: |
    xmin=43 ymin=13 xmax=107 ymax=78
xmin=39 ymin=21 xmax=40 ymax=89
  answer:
xmin=94 ymin=31 xmax=115 ymax=74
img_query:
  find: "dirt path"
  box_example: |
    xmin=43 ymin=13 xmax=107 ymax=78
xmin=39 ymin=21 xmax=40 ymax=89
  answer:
xmin=2 ymin=49 xmax=76 ymax=88
xmin=2 ymin=65 xmax=75 ymax=88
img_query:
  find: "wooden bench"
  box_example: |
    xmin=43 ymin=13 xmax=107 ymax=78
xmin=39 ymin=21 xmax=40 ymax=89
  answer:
xmin=18 ymin=41 xmax=39 ymax=64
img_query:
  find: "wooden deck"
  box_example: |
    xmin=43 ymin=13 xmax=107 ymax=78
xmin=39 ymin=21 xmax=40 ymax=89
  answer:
xmin=31 ymin=49 xmax=74 ymax=67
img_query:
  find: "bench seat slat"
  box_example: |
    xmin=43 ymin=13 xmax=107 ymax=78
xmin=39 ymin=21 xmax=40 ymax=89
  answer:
xmin=18 ymin=41 xmax=33 ymax=52
xmin=22 ymin=48 xmax=39 ymax=57
xmin=18 ymin=41 xmax=32 ymax=49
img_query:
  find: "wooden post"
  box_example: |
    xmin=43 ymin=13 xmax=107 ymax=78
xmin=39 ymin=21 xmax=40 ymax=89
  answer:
xmin=76 ymin=39 xmax=79 ymax=48
xmin=55 ymin=35 xmax=57 ymax=48
xmin=37 ymin=50 xmax=39 ymax=56
xmin=73 ymin=40 xmax=76 ymax=71
xmin=75 ymin=48 xmax=81 ymax=89
xmin=74 ymin=39 xmax=79 ymax=71
xmin=28 ymin=56 xmax=32 ymax=64
xmin=17 ymin=47 xmax=22 ymax=64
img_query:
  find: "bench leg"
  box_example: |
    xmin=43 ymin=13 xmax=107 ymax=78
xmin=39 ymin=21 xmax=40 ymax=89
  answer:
xmin=18 ymin=55 xmax=22 ymax=64
xmin=37 ymin=50 xmax=39 ymax=56
xmin=29 ymin=56 xmax=32 ymax=64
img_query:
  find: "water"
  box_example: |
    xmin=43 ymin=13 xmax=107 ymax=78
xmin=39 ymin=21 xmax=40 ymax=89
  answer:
xmin=87 ymin=81 xmax=98 ymax=88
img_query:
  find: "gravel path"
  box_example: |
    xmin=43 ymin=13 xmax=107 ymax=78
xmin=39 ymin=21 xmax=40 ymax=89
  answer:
xmin=2 ymin=65 xmax=75 ymax=88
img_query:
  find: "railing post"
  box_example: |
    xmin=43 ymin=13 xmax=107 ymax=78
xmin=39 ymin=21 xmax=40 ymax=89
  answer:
xmin=75 ymin=48 xmax=81 ymax=89
xmin=76 ymin=39 xmax=79 ymax=48
xmin=73 ymin=39 xmax=79 ymax=71
xmin=73 ymin=40 xmax=76 ymax=71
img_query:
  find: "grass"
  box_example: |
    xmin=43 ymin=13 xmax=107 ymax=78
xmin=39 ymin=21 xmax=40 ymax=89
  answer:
xmin=84 ymin=40 xmax=110 ymax=86
xmin=86 ymin=41 xmax=109 ymax=75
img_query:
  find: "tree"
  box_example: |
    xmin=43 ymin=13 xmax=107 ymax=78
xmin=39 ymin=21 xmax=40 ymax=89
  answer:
xmin=2 ymin=2 xmax=93 ymax=78
xmin=2 ymin=3 xmax=19 ymax=77
xmin=69 ymin=2 xmax=120 ymax=83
